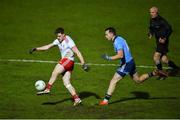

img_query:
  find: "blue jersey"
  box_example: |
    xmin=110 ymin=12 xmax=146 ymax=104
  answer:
xmin=113 ymin=36 xmax=133 ymax=64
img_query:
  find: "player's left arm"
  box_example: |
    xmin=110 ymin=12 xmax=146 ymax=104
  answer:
xmin=72 ymin=46 xmax=89 ymax=71
xmin=111 ymin=50 xmax=123 ymax=60
xmin=160 ymin=18 xmax=172 ymax=39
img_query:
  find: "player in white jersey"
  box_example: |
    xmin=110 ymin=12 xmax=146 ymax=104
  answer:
xmin=29 ymin=27 xmax=88 ymax=106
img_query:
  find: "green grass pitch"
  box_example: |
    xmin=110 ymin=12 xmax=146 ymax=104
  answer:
xmin=0 ymin=0 xmax=180 ymax=118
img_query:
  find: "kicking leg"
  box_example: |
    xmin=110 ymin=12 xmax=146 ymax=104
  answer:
xmin=37 ymin=63 xmax=65 ymax=95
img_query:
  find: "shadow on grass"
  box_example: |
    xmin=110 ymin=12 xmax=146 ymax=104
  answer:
xmin=42 ymin=91 xmax=101 ymax=105
xmin=109 ymin=91 xmax=178 ymax=105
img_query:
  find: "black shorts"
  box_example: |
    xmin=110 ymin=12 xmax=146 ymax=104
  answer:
xmin=156 ymin=44 xmax=169 ymax=55
xmin=155 ymin=37 xmax=169 ymax=55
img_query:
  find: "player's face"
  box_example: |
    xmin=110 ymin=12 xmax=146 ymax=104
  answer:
xmin=105 ymin=30 xmax=113 ymax=41
xmin=150 ymin=8 xmax=158 ymax=18
xmin=57 ymin=33 xmax=65 ymax=41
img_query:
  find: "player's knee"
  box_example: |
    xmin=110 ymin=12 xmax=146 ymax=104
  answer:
xmin=161 ymin=56 xmax=169 ymax=64
xmin=65 ymin=84 xmax=72 ymax=89
xmin=63 ymin=79 xmax=69 ymax=87
xmin=153 ymin=55 xmax=160 ymax=62
xmin=153 ymin=56 xmax=157 ymax=62
xmin=154 ymin=53 xmax=161 ymax=61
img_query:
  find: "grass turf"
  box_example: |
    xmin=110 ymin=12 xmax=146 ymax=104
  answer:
xmin=0 ymin=0 xmax=180 ymax=118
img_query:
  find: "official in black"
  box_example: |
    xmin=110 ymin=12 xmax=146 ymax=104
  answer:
xmin=148 ymin=7 xmax=178 ymax=78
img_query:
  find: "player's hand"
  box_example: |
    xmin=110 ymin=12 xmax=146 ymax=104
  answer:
xmin=148 ymin=33 xmax=152 ymax=39
xmin=102 ymin=54 xmax=112 ymax=61
xmin=159 ymin=38 xmax=166 ymax=44
xmin=82 ymin=63 xmax=89 ymax=72
xmin=29 ymin=48 xmax=37 ymax=54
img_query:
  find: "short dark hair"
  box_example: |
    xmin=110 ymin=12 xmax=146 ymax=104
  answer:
xmin=55 ymin=27 xmax=64 ymax=34
xmin=105 ymin=27 xmax=116 ymax=35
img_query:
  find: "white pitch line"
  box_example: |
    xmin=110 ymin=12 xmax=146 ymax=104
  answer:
xmin=0 ymin=58 xmax=169 ymax=69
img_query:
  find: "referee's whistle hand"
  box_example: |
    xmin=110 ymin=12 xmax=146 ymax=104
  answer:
xmin=159 ymin=38 xmax=165 ymax=44
xmin=148 ymin=34 xmax=152 ymax=39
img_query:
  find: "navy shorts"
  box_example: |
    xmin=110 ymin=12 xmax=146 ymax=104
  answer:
xmin=116 ymin=59 xmax=136 ymax=77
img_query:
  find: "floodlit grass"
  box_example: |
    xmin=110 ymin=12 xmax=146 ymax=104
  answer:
xmin=0 ymin=0 xmax=180 ymax=118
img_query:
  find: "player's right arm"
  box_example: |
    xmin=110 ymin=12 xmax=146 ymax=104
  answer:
xmin=29 ymin=43 xmax=55 ymax=54
xmin=148 ymin=20 xmax=154 ymax=39
xmin=36 ymin=43 xmax=55 ymax=51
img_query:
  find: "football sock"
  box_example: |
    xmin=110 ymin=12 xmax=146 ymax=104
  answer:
xmin=148 ymin=72 xmax=154 ymax=77
xmin=46 ymin=83 xmax=52 ymax=90
xmin=104 ymin=94 xmax=111 ymax=102
xmin=156 ymin=63 xmax=162 ymax=70
xmin=168 ymin=60 xmax=178 ymax=69
xmin=73 ymin=94 xmax=80 ymax=100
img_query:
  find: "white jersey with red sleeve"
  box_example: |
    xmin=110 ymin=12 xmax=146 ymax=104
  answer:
xmin=52 ymin=35 xmax=76 ymax=61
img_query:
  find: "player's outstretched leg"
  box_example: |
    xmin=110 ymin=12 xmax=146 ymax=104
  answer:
xmin=132 ymin=69 xmax=168 ymax=83
xmin=37 ymin=64 xmax=65 ymax=95
xmin=62 ymin=71 xmax=81 ymax=106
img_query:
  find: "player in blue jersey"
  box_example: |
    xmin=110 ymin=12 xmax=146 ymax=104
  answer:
xmin=99 ymin=27 xmax=168 ymax=105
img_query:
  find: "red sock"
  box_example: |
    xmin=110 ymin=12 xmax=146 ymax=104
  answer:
xmin=72 ymin=94 xmax=79 ymax=100
xmin=46 ymin=83 xmax=52 ymax=90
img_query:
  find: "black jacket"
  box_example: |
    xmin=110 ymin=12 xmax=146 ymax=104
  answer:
xmin=149 ymin=15 xmax=172 ymax=40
